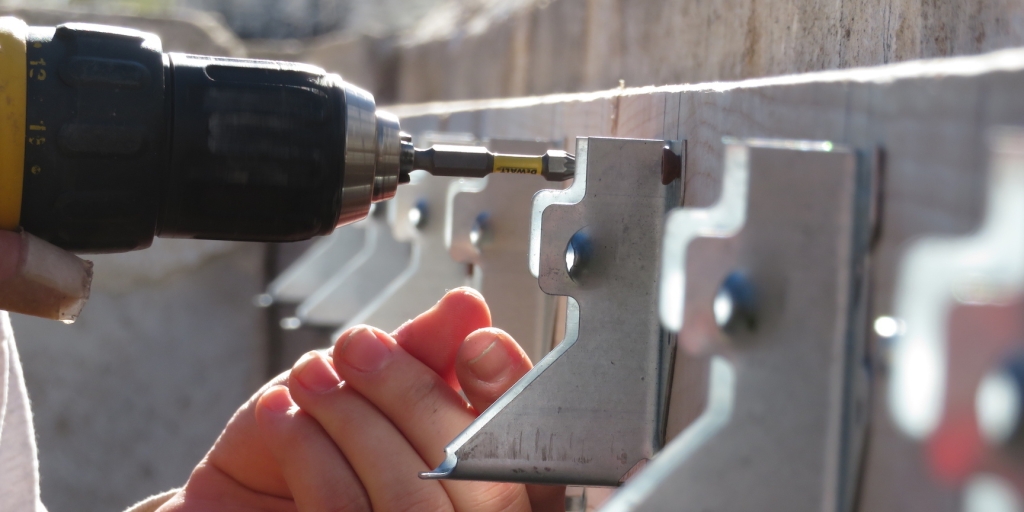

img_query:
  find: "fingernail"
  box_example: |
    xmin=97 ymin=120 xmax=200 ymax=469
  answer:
xmin=294 ymin=352 xmax=340 ymax=393
xmin=466 ymin=337 xmax=510 ymax=383
xmin=261 ymin=386 xmax=294 ymax=414
xmin=339 ymin=326 xmax=391 ymax=373
xmin=455 ymin=286 xmax=484 ymax=301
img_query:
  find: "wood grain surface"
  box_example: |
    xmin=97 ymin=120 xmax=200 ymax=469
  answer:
xmin=391 ymin=48 xmax=1024 ymax=510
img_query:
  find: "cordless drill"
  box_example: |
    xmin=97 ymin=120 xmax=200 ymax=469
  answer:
xmin=0 ymin=17 xmax=574 ymax=253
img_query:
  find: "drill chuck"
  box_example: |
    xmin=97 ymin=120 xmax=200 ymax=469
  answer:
xmin=0 ymin=17 xmax=408 ymax=252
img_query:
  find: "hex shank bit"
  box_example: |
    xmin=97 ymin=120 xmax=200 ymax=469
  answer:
xmin=413 ymin=145 xmax=575 ymax=182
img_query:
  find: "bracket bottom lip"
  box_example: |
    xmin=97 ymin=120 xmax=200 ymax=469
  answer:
xmin=419 ymin=451 xmax=457 ymax=480
xmin=420 ymin=449 xmax=634 ymax=486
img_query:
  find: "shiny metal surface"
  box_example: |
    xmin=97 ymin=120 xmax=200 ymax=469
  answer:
xmin=296 ymin=210 xmax=411 ymax=326
xmin=889 ymin=129 xmax=1024 ymax=440
xmin=883 ymin=129 xmax=1024 ymax=506
xmin=372 ymin=110 xmax=403 ymax=203
xmin=621 ymin=138 xmax=871 ymax=511
xmin=541 ymin=150 xmax=576 ymax=182
xmin=601 ymin=356 xmax=735 ymax=512
xmin=267 ymin=225 xmax=365 ymax=304
xmin=658 ymin=141 xmax=748 ymax=332
xmin=341 ymin=171 xmax=470 ymax=332
xmin=337 ymin=81 xmax=379 ymax=227
xmin=424 ymin=137 xmax=681 ymax=485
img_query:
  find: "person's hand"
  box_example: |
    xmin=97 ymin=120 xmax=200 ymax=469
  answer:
xmin=159 ymin=288 xmax=564 ymax=511
xmin=0 ymin=229 xmax=92 ymax=322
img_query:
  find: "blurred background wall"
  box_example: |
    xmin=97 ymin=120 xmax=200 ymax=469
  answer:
xmin=7 ymin=0 xmax=1022 ymax=105
xmin=1 ymin=0 xmax=1024 ymax=510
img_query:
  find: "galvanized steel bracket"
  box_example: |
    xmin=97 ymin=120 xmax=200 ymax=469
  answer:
xmin=265 ymin=224 xmax=365 ymax=305
xmin=886 ymin=128 xmax=1024 ymax=507
xmin=606 ymin=138 xmax=873 ymax=511
xmin=296 ymin=209 xmax=411 ymax=327
xmin=424 ymin=136 xmax=684 ymax=486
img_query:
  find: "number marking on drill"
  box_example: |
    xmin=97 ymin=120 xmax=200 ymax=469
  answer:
xmin=29 ymin=58 xmax=46 ymax=81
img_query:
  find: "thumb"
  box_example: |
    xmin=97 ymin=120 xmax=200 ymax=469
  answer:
xmin=454 ymin=328 xmax=532 ymax=413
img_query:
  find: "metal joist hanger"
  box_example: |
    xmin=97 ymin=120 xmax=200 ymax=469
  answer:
xmin=887 ymin=128 xmax=1024 ymax=510
xmin=295 ymin=209 xmax=411 ymax=327
xmin=605 ymin=138 xmax=873 ymax=511
xmin=264 ymin=224 xmax=365 ymax=305
xmin=424 ymin=136 xmax=684 ymax=486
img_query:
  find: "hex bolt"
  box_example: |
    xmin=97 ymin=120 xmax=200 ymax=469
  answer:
xmin=279 ymin=316 xmax=301 ymax=330
xmin=565 ymin=228 xmax=592 ymax=281
xmin=976 ymin=353 xmax=1024 ymax=448
xmin=469 ymin=212 xmax=491 ymax=249
xmin=408 ymin=199 xmax=429 ymax=229
xmin=714 ymin=271 xmax=757 ymax=332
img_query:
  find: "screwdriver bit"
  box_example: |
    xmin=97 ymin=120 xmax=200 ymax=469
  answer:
xmin=412 ymin=144 xmax=576 ymax=182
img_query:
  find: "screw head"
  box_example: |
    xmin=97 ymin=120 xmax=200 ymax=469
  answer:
xmin=714 ymin=272 xmax=756 ymax=332
xmin=977 ymin=353 xmax=1024 ymax=448
xmin=565 ymin=228 xmax=592 ymax=281
xmin=408 ymin=199 xmax=429 ymax=229
xmin=469 ymin=212 xmax=491 ymax=249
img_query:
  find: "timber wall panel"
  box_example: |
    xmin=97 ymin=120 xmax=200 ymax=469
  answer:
xmin=386 ymin=0 xmax=1024 ymax=103
xmin=390 ymin=49 xmax=1024 ymax=510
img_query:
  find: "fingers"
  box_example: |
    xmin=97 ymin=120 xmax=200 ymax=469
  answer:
xmin=202 ymin=350 xmax=330 ymax=498
xmin=455 ymin=328 xmax=533 ymax=413
xmin=254 ymin=385 xmax=371 ymax=512
xmin=334 ymin=327 xmax=473 ymax=460
xmin=333 ymin=326 xmax=530 ymax=512
xmin=204 ymin=368 xmax=295 ymax=497
xmin=390 ymin=287 xmax=491 ymax=387
xmin=161 ymin=461 xmax=297 ymax=511
xmin=287 ymin=351 xmax=454 ymax=512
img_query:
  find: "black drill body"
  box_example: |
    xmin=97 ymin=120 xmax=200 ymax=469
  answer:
xmin=13 ymin=22 xmax=573 ymax=254
xmin=21 ymin=23 xmax=352 ymax=252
